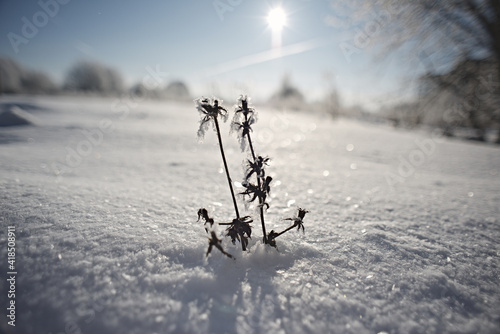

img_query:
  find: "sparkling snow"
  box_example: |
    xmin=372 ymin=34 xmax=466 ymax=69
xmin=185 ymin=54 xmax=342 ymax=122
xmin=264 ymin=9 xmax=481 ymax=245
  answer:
xmin=0 ymin=95 xmax=499 ymax=334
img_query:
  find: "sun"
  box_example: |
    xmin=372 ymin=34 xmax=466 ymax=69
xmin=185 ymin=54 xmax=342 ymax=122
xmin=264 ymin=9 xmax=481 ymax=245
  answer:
xmin=267 ymin=7 xmax=286 ymax=31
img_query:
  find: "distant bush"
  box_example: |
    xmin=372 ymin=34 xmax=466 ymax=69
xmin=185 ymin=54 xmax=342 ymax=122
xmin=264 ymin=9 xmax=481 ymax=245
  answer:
xmin=128 ymin=80 xmax=191 ymax=101
xmin=164 ymin=80 xmax=191 ymax=100
xmin=269 ymin=75 xmax=305 ymax=110
xmin=384 ymin=101 xmax=422 ymax=128
xmin=63 ymin=61 xmax=123 ymax=95
xmin=130 ymin=82 xmax=162 ymax=99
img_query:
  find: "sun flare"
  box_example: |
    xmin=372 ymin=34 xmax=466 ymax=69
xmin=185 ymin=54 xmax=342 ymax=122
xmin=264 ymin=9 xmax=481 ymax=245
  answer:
xmin=267 ymin=7 xmax=286 ymax=31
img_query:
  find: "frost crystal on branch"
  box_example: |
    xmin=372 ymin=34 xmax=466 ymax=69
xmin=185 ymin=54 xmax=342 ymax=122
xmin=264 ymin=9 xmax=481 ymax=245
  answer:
xmin=232 ymin=94 xmax=258 ymax=151
xmin=284 ymin=208 xmax=309 ymax=233
xmin=195 ymin=97 xmax=228 ymax=140
xmin=240 ymin=176 xmax=272 ymax=210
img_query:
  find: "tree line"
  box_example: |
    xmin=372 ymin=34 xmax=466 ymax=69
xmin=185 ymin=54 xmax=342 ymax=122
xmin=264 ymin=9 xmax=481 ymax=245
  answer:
xmin=0 ymin=57 xmax=191 ymax=100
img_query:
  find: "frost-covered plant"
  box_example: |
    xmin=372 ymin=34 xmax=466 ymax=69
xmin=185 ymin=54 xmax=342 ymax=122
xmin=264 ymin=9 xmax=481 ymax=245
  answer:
xmin=232 ymin=95 xmax=270 ymax=243
xmin=233 ymin=95 xmax=307 ymax=247
xmin=195 ymin=95 xmax=308 ymax=258
xmin=231 ymin=95 xmax=258 ymax=152
xmin=195 ymin=97 xmax=240 ymax=219
xmin=195 ymin=97 xmax=251 ymax=255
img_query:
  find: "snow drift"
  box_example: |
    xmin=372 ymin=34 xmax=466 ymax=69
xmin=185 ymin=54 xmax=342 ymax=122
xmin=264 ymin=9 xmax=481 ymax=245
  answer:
xmin=0 ymin=106 xmax=38 ymax=127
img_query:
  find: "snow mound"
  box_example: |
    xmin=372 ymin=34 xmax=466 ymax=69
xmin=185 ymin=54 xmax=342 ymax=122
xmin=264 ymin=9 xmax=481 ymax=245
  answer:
xmin=0 ymin=106 xmax=38 ymax=126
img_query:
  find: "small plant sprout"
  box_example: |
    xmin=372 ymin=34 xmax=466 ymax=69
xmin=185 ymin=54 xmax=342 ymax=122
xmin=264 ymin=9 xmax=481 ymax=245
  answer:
xmin=195 ymin=94 xmax=309 ymax=257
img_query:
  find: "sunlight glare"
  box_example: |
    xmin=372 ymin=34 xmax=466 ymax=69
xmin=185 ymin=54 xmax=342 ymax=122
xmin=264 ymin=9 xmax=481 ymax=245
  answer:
xmin=267 ymin=7 xmax=286 ymax=31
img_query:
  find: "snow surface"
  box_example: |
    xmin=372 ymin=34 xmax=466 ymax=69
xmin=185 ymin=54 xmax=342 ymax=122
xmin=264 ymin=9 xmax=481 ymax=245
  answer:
xmin=0 ymin=95 xmax=499 ymax=334
xmin=0 ymin=106 xmax=38 ymax=127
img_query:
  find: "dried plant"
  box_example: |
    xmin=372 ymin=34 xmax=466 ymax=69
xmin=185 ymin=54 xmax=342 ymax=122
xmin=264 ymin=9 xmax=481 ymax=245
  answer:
xmin=267 ymin=208 xmax=309 ymax=248
xmin=220 ymin=216 xmax=253 ymax=251
xmin=195 ymin=97 xmax=240 ymax=219
xmin=198 ymin=208 xmax=233 ymax=258
xmin=232 ymin=95 xmax=270 ymax=243
xmin=195 ymin=95 xmax=309 ymax=257
xmin=207 ymin=231 xmax=233 ymax=259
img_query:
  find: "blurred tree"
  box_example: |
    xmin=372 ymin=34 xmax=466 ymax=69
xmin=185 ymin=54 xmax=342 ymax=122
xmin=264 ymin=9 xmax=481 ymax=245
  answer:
xmin=269 ymin=74 xmax=305 ymax=110
xmin=130 ymin=82 xmax=150 ymax=99
xmin=418 ymin=58 xmax=498 ymax=140
xmin=328 ymin=0 xmax=500 ymax=140
xmin=164 ymin=80 xmax=191 ymax=100
xmin=322 ymin=71 xmax=341 ymax=117
xmin=0 ymin=58 xmax=24 ymax=94
xmin=330 ymin=0 xmax=499 ymax=77
xmin=0 ymin=57 xmax=57 ymax=95
xmin=22 ymin=71 xmax=57 ymax=94
xmin=64 ymin=61 xmax=123 ymax=95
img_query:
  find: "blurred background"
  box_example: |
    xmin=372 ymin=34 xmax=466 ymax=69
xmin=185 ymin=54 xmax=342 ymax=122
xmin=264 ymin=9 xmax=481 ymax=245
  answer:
xmin=1 ymin=0 xmax=499 ymax=143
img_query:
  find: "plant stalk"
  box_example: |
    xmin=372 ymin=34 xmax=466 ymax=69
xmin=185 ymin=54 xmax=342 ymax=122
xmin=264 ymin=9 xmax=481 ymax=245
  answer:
xmin=245 ymin=117 xmax=268 ymax=244
xmin=213 ymin=116 xmax=240 ymax=219
xmin=273 ymin=224 xmax=296 ymax=238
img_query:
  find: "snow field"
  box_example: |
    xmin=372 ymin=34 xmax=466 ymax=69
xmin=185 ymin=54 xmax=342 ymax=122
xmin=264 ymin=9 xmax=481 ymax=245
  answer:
xmin=0 ymin=96 xmax=499 ymax=333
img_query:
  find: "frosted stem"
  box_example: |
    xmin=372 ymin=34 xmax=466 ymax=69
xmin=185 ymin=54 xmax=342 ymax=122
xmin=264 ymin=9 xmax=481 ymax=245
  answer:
xmin=214 ymin=117 xmax=240 ymax=219
xmin=245 ymin=118 xmax=268 ymax=244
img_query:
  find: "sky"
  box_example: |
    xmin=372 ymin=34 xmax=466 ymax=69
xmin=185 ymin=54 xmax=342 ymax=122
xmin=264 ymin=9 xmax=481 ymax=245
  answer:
xmin=0 ymin=0 xmax=424 ymax=109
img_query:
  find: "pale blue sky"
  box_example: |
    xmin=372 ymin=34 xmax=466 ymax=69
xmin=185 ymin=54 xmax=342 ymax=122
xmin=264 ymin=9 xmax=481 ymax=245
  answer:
xmin=0 ymin=0 xmax=422 ymax=108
